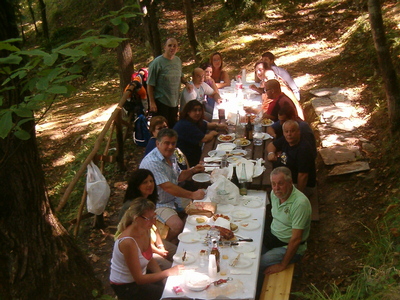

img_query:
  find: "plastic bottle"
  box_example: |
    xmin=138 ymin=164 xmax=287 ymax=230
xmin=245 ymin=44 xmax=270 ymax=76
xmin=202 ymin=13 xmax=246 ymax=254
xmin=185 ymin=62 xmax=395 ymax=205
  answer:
xmin=221 ymin=154 xmax=228 ymax=168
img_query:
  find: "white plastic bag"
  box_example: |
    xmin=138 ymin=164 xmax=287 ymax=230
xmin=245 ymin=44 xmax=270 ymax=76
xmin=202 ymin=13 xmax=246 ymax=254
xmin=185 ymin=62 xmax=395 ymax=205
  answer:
xmin=86 ymin=161 xmax=110 ymax=215
xmin=207 ymin=175 xmax=239 ymax=205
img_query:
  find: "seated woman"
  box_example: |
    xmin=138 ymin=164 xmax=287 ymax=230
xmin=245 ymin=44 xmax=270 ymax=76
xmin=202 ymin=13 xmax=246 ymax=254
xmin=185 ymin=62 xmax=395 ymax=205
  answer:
xmin=173 ymin=100 xmax=226 ymax=167
xmin=145 ymin=116 xmax=188 ymax=170
xmin=119 ymin=169 xmax=177 ymax=270
xmin=200 ymin=62 xmax=220 ymax=121
xmin=110 ymin=198 xmax=183 ymax=300
xmin=210 ymin=52 xmax=230 ymax=89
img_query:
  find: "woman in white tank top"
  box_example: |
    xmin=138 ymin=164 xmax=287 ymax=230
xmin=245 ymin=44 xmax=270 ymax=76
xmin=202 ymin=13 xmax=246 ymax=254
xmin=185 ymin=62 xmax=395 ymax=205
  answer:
xmin=110 ymin=197 xmax=183 ymax=300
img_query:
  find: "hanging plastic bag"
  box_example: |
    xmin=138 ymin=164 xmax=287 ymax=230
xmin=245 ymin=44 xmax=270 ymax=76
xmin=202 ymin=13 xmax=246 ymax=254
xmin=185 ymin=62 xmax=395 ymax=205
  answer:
xmin=86 ymin=161 xmax=110 ymax=215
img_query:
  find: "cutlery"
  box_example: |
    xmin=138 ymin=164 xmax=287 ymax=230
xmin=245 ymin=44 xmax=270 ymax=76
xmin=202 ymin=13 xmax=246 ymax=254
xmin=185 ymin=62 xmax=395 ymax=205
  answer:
xmin=182 ymin=250 xmax=187 ymax=262
xmin=230 ymin=253 xmax=241 ymax=267
xmin=237 ymin=238 xmax=253 ymax=242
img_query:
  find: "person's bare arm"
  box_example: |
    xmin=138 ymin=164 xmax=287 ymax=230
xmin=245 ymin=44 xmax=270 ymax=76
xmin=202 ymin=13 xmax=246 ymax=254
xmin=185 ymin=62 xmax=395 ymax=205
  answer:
xmin=213 ymin=92 xmax=222 ymax=104
xmin=147 ymin=85 xmax=157 ymax=113
xmin=267 ymin=143 xmax=278 ymax=162
xmin=182 ymin=78 xmax=194 ymax=92
xmin=215 ymin=71 xmax=230 ymax=88
xmin=296 ymin=173 xmax=309 ymax=193
xmin=267 ymin=125 xmax=276 ymax=138
xmin=202 ymin=131 xmax=218 ymax=143
xmin=159 ymin=181 xmax=205 ymax=200
xmin=178 ymin=164 xmax=205 ymax=181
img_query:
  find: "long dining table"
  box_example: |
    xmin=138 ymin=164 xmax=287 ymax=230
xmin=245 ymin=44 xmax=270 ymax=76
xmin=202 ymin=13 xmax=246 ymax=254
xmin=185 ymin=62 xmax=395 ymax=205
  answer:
xmin=160 ymin=189 xmax=270 ymax=300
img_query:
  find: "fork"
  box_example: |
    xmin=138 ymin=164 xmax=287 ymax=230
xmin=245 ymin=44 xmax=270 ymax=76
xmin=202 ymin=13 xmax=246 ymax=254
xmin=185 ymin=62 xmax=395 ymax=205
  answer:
xmin=230 ymin=253 xmax=241 ymax=267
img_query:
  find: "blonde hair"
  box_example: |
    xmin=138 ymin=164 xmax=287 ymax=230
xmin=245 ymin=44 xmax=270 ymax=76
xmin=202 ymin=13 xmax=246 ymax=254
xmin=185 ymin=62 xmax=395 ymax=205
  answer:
xmin=117 ymin=197 xmax=156 ymax=233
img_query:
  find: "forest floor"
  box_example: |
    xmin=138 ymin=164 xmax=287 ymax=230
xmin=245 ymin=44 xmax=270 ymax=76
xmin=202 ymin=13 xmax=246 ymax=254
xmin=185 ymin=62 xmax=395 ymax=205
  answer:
xmin=36 ymin=1 xmax=398 ymax=299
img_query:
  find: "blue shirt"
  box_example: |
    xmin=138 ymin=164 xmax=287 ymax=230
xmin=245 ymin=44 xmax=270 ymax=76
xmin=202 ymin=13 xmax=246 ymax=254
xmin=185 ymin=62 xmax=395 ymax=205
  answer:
xmin=139 ymin=147 xmax=181 ymax=208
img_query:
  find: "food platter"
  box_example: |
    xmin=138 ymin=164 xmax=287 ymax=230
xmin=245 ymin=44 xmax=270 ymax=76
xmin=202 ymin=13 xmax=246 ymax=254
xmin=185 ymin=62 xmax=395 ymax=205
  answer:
xmin=261 ymin=118 xmax=274 ymax=126
xmin=234 ymin=138 xmax=251 ymax=147
xmin=218 ymin=134 xmax=235 ymax=142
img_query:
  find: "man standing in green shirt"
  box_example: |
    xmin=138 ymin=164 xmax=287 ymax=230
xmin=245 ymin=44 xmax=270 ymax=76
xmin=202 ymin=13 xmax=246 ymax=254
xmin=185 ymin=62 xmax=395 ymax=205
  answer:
xmin=257 ymin=166 xmax=311 ymax=297
xmin=147 ymin=38 xmax=192 ymax=127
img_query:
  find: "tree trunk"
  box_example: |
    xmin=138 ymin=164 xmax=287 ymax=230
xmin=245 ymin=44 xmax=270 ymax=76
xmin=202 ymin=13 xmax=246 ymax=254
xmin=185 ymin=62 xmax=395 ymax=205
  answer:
xmin=27 ymin=0 xmax=40 ymax=36
xmin=38 ymin=0 xmax=50 ymax=48
xmin=368 ymin=0 xmax=400 ymax=132
xmin=183 ymin=0 xmax=199 ymax=62
xmin=138 ymin=0 xmax=162 ymax=57
xmin=0 ymin=2 xmax=102 ymax=299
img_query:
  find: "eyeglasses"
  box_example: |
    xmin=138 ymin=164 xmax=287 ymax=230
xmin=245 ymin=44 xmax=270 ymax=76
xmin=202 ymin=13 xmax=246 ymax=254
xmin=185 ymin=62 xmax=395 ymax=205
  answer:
xmin=140 ymin=215 xmax=157 ymax=221
xmin=156 ymin=126 xmax=168 ymax=130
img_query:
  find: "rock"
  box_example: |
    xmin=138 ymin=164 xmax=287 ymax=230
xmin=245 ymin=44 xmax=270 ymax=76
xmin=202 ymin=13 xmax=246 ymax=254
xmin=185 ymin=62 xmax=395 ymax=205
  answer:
xmin=319 ymin=145 xmax=362 ymax=165
xmin=328 ymin=161 xmax=370 ymax=176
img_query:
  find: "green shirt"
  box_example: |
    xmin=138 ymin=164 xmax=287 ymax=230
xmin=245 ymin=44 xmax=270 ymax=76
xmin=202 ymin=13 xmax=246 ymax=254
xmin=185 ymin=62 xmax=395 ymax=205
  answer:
xmin=147 ymin=55 xmax=183 ymax=107
xmin=270 ymin=186 xmax=311 ymax=255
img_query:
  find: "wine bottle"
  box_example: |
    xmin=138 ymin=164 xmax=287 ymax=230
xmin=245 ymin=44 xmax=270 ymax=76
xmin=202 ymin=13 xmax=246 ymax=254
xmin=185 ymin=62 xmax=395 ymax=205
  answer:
xmin=246 ymin=114 xmax=253 ymax=140
xmin=231 ymin=165 xmax=240 ymax=188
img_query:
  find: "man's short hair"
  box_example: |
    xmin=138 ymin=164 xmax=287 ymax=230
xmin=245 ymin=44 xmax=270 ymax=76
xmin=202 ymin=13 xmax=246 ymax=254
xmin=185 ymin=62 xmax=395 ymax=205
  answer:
xmin=282 ymin=119 xmax=300 ymax=131
xmin=270 ymin=166 xmax=292 ymax=182
xmin=156 ymin=128 xmax=178 ymax=142
xmin=265 ymin=79 xmax=281 ymax=92
xmin=262 ymin=52 xmax=275 ymax=61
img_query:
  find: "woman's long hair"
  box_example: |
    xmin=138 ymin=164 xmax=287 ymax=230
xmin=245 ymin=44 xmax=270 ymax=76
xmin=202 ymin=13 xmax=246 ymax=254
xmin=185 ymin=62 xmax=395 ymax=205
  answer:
xmin=124 ymin=169 xmax=158 ymax=204
xmin=118 ymin=197 xmax=155 ymax=233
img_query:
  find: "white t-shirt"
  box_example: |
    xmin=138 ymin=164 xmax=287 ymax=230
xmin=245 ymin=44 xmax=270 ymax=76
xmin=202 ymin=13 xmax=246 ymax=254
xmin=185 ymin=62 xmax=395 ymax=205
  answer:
xmin=180 ymin=81 xmax=215 ymax=110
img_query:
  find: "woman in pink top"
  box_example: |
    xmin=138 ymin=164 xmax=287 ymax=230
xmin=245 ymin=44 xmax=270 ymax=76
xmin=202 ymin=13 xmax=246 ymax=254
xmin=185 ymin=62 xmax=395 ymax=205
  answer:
xmin=110 ymin=198 xmax=183 ymax=300
xmin=210 ymin=52 xmax=230 ymax=88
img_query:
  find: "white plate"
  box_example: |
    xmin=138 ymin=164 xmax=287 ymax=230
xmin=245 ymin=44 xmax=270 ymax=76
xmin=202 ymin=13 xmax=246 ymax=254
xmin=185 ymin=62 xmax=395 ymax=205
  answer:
xmin=230 ymin=149 xmax=247 ymax=156
xmin=261 ymin=119 xmax=274 ymax=126
xmin=227 ymin=156 xmax=245 ymax=163
xmin=217 ymin=204 xmax=234 ymax=213
xmin=178 ymin=232 xmax=202 ymax=243
xmin=208 ymin=150 xmax=225 ymax=157
xmin=239 ymin=220 xmax=260 ymax=230
xmin=216 ymin=143 xmax=236 ymax=151
xmin=241 ymin=197 xmax=263 ymax=208
xmin=231 ymin=209 xmax=251 ymax=219
xmin=173 ymin=252 xmax=197 ymax=265
xmin=230 ymin=256 xmax=253 ymax=268
xmin=192 ymin=173 xmax=211 ymax=183
xmin=218 ymin=134 xmax=235 ymax=142
xmin=185 ymin=273 xmax=211 ymax=291
xmin=187 ymin=215 xmax=208 ymax=225
xmin=234 ymin=138 xmax=251 ymax=147
xmin=232 ymin=244 xmax=256 ymax=253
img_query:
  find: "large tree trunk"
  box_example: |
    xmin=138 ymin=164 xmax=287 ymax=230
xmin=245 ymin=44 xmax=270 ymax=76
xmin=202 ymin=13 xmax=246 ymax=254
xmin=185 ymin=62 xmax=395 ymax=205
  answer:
xmin=183 ymin=0 xmax=199 ymax=62
xmin=138 ymin=0 xmax=162 ymax=57
xmin=368 ymin=0 xmax=400 ymax=132
xmin=0 ymin=2 xmax=102 ymax=298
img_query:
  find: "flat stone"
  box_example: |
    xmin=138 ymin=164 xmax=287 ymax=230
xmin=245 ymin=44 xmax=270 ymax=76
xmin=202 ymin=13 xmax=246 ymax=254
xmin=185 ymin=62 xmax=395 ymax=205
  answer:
xmin=309 ymin=87 xmax=342 ymax=97
xmin=328 ymin=161 xmax=370 ymax=176
xmin=319 ymin=145 xmax=362 ymax=165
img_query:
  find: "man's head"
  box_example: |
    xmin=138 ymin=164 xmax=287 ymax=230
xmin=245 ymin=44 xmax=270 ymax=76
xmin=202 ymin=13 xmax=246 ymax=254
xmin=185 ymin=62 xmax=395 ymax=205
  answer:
xmin=156 ymin=128 xmax=178 ymax=158
xmin=163 ymin=38 xmax=178 ymax=59
xmin=270 ymin=166 xmax=293 ymax=201
xmin=277 ymin=103 xmax=297 ymax=124
xmin=261 ymin=52 xmax=275 ymax=67
xmin=265 ymin=79 xmax=281 ymax=99
xmin=283 ymin=120 xmax=301 ymax=146
xmin=192 ymin=68 xmax=205 ymax=85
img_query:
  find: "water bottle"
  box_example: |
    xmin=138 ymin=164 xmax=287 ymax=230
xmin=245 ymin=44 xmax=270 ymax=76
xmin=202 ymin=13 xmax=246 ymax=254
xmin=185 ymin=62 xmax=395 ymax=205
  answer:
xmin=253 ymin=121 xmax=263 ymax=146
xmin=221 ymin=154 xmax=228 ymax=168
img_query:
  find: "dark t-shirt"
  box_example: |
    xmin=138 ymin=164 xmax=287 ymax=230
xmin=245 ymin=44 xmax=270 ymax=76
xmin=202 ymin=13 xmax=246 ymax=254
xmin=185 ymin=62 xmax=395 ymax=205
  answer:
xmin=273 ymin=137 xmax=316 ymax=187
xmin=173 ymin=119 xmax=207 ymax=167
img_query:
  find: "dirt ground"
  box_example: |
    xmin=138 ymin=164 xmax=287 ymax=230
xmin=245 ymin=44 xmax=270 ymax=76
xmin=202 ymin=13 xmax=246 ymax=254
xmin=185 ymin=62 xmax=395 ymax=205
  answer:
xmin=35 ymin=2 xmax=393 ymax=298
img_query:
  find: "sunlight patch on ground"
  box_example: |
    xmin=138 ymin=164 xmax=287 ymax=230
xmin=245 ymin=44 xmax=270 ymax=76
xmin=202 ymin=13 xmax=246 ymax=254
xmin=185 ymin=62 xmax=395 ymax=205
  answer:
xmin=52 ymin=152 xmax=76 ymax=167
xmin=294 ymin=73 xmax=321 ymax=89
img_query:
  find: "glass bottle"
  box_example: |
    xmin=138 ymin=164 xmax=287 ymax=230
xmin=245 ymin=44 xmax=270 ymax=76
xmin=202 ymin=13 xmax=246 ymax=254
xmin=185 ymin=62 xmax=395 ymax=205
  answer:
xmin=246 ymin=114 xmax=253 ymax=140
xmin=210 ymin=241 xmax=220 ymax=273
xmin=239 ymin=163 xmax=248 ymax=195
xmin=231 ymin=165 xmax=240 ymax=188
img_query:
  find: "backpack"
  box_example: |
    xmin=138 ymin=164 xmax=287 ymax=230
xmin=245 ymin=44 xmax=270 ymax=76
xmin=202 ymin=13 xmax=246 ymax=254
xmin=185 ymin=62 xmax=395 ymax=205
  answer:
xmin=133 ymin=114 xmax=151 ymax=147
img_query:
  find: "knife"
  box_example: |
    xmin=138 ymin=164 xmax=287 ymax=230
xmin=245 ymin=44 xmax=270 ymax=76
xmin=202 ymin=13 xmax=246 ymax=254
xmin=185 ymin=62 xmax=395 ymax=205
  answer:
xmin=237 ymin=238 xmax=253 ymax=242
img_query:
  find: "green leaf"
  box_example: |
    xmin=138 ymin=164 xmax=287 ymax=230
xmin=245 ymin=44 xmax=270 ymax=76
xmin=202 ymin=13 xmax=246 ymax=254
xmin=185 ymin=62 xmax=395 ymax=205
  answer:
xmin=91 ymin=45 xmax=102 ymax=57
xmin=36 ymin=78 xmax=49 ymax=91
xmin=12 ymin=107 xmax=32 ymax=118
xmin=111 ymin=16 xmax=122 ymax=26
xmin=58 ymin=48 xmax=87 ymax=57
xmin=0 ymin=55 xmax=23 ymax=65
xmin=54 ymin=75 xmax=82 ymax=83
xmin=47 ymin=85 xmax=68 ymax=94
xmin=14 ymin=129 xmax=31 ymax=140
xmin=68 ymin=64 xmax=82 ymax=74
xmin=17 ymin=118 xmax=34 ymax=127
xmin=43 ymin=53 xmax=58 ymax=66
xmin=18 ymin=49 xmax=48 ymax=56
xmin=0 ymin=42 xmax=20 ymax=52
xmin=118 ymin=22 xmax=129 ymax=34
xmin=0 ymin=110 xmax=13 ymax=139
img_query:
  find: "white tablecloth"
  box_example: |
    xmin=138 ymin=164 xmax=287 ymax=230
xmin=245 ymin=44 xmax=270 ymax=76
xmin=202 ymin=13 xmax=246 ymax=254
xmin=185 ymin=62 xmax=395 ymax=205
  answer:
xmin=161 ymin=190 xmax=269 ymax=300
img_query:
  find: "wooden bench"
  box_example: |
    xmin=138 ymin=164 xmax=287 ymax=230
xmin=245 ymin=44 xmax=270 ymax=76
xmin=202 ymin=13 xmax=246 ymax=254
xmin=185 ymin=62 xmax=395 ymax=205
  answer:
xmin=259 ymin=263 xmax=295 ymax=300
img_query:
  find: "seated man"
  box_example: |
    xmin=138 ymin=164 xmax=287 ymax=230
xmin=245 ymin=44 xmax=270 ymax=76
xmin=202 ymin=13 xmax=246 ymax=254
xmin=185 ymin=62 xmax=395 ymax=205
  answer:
xmin=140 ymin=128 xmax=205 ymax=244
xmin=267 ymin=103 xmax=316 ymax=158
xmin=262 ymin=51 xmax=300 ymax=101
xmin=256 ymin=166 xmax=311 ymax=298
xmin=267 ymin=119 xmax=316 ymax=195
xmin=181 ymin=68 xmax=222 ymax=121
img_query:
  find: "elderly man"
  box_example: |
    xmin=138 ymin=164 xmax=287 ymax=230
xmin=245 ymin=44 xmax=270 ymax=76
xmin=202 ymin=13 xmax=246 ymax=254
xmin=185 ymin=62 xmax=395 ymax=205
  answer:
xmin=256 ymin=166 xmax=311 ymax=298
xmin=147 ymin=38 xmax=193 ymax=127
xmin=261 ymin=51 xmax=300 ymax=101
xmin=267 ymin=119 xmax=316 ymax=194
xmin=181 ymin=68 xmax=221 ymax=121
xmin=140 ymin=128 xmax=205 ymax=244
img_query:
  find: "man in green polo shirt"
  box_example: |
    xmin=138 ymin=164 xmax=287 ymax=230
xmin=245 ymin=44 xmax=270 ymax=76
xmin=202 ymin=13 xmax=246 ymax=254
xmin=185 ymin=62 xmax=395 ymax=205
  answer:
xmin=257 ymin=166 xmax=311 ymax=297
